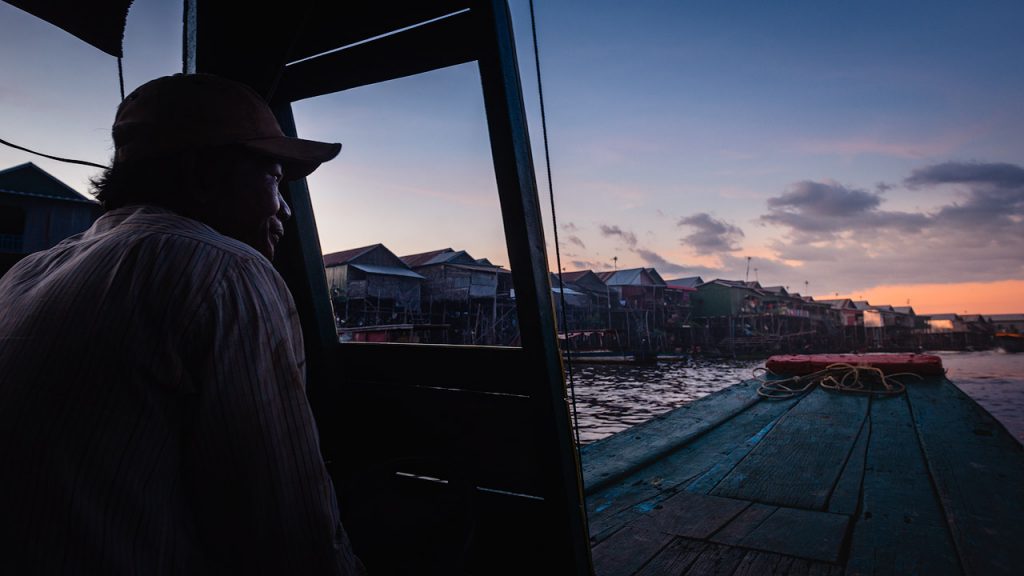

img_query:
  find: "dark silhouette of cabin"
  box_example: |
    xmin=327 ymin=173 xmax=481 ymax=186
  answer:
xmin=597 ymin=267 xmax=667 ymax=349
xmin=554 ymin=270 xmax=611 ymax=331
xmin=0 ymin=163 xmax=101 ymax=276
xmin=400 ymin=247 xmax=517 ymax=346
xmin=323 ymin=244 xmax=425 ymax=340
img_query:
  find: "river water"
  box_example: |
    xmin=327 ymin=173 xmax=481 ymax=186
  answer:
xmin=938 ymin=350 xmax=1024 ymax=444
xmin=571 ymin=351 xmax=1024 ymax=445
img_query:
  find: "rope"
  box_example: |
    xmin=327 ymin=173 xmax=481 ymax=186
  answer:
xmin=754 ymin=363 xmax=922 ymax=399
xmin=528 ymin=0 xmax=581 ymax=448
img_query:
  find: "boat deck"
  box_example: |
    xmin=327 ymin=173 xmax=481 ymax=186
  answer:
xmin=582 ymin=375 xmax=1024 ymax=575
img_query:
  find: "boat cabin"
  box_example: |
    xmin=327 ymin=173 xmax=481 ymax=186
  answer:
xmin=6 ymin=0 xmax=592 ymax=573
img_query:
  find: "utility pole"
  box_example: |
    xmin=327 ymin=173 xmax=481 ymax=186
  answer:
xmin=745 ymin=256 xmax=751 ymax=282
xmin=613 ymin=256 xmax=618 ymax=270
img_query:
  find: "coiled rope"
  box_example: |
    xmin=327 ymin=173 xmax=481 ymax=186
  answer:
xmin=754 ymin=363 xmax=922 ymax=399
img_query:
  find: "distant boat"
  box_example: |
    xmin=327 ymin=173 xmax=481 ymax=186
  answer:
xmin=995 ymin=332 xmax=1024 ymax=353
xmin=566 ymin=350 xmax=659 ymax=365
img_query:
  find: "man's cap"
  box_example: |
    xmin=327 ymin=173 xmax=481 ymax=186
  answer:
xmin=112 ymin=73 xmax=341 ymax=180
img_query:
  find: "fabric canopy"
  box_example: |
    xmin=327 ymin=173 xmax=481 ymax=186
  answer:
xmin=4 ymin=0 xmax=133 ymax=57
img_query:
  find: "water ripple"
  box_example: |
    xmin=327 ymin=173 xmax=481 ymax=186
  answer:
xmin=570 ymin=358 xmax=762 ymax=444
xmin=571 ymin=352 xmax=1024 ymax=445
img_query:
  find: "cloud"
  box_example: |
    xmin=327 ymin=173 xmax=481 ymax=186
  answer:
xmin=561 ymin=222 xmax=579 ymax=232
xmin=766 ymin=180 xmax=881 ymax=216
xmin=905 ymin=161 xmax=1024 ymax=190
xmin=902 ymin=162 xmax=1024 ymax=229
xmin=563 ymin=235 xmax=586 ymax=249
xmin=677 ymin=213 xmax=744 ymax=255
xmin=599 ymin=224 xmax=637 ymax=248
xmin=761 ymin=180 xmax=929 ymax=237
xmin=570 ymin=259 xmax=604 ymax=271
xmin=555 ymin=163 xmax=1023 ymax=295
xmin=710 ymin=254 xmax=802 ymax=286
xmin=633 ymin=249 xmax=688 ymax=275
xmin=755 ymin=162 xmax=1024 ymax=294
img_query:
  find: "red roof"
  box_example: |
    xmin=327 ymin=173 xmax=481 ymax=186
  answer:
xmin=560 ymin=270 xmax=594 ymax=283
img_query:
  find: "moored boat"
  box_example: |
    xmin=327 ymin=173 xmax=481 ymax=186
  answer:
xmin=995 ymin=332 xmax=1024 ymax=353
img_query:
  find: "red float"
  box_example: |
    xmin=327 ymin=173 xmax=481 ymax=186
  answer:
xmin=765 ymin=353 xmax=944 ymax=376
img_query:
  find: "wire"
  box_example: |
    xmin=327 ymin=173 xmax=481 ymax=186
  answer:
xmin=0 ymin=138 xmax=109 ymax=170
xmin=529 ymin=0 xmax=581 ymax=449
xmin=0 ymin=52 xmax=122 ymax=170
xmin=118 ymin=57 xmax=126 ymax=101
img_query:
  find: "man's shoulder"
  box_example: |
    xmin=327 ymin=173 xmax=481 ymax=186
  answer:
xmin=110 ymin=206 xmax=264 ymax=258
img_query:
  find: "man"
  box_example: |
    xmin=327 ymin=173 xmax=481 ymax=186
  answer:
xmin=0 ymin=74 xmax=364 ymax=574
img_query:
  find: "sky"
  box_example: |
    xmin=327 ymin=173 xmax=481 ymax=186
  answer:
xmin=1 ymin=0 xmax=1022 ymax=313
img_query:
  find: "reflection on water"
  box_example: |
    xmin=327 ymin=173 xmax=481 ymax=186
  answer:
xmin=570 ymin=358 xmax=762 ymax=444
xmin=572 ymin=351 xmax=1024 ymax=446
xmin=936 ymin=350 xmax=1024 ymax=444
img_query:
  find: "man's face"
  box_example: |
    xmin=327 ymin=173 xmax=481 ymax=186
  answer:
xmin=200 ymin=150 xmax=291 ymax=260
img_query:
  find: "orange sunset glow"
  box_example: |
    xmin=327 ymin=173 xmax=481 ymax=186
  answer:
xmin=826 ymin=280 xmax=1024 ymax=315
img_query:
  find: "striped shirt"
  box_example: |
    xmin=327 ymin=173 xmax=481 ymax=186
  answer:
xmin=0 ymin=205 xmax=363 ymax=575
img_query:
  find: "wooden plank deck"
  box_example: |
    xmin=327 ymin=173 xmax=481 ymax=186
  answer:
xmin=582 ymin=376 xmax=1024 ymax=575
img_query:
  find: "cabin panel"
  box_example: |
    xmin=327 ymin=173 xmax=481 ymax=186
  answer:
xmin=191 ymin=1 xmax=590 ymax=572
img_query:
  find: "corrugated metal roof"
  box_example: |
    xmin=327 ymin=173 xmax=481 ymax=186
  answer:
xmin=0 ymin=162 xmax=98 ymax=204
xmin=448 ymin=263 xmax=502 ymax=274
xmin=709 ymin=279 xmax=762 ymax=289
xmin=400 ymin=248 xmax=455 ymax=267
xmin=562 ymin=270 xmax=596 ymax=283
xmin=644 ymin=268 xmax=667 ymax=285
xmin=323 ymin=244 xmax=382 ymax=267
xmin=400 ymin=248 xmax=503 ymax=271
xmin=552 ymin=286 xmax=585 ymax=296
xmin=817 ymin=299 xmax=853 ymax=308
xmin=596 ymin=268 xmax=662 ymax=286
xmin=702 ymin=279 xmax=763 ymax=294
xmin=666 ymin=276 xmax=703 ymax=288
xmin=349 ymin=263 xmax=425 ymax=279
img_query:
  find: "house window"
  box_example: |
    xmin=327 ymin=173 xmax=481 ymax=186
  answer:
xmin=293 ymin=64 xmax=521 ymax=347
